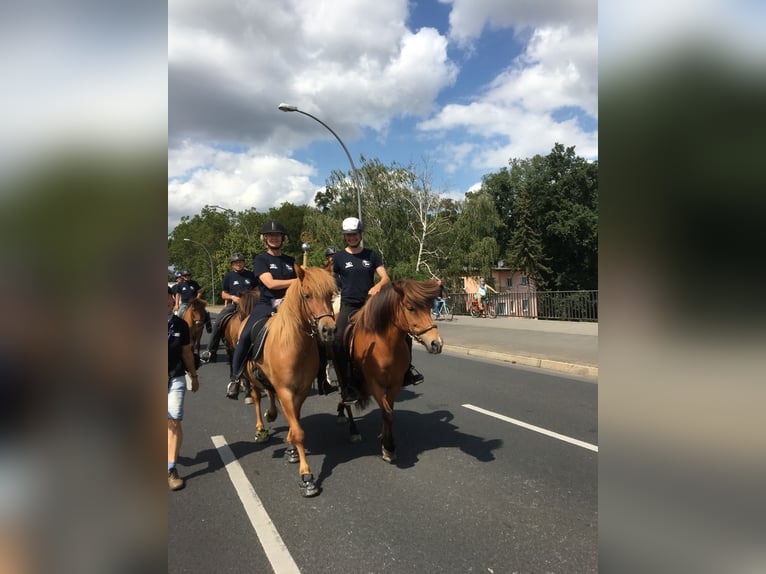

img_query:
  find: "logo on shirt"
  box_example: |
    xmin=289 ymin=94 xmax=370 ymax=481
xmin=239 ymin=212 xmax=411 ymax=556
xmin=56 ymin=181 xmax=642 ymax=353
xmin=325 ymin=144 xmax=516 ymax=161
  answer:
xmin=269 ymin=263 xmax=278 ymax=270
xmin=232 ymin=280 xmax=240 ymax=286
xmin=344 ymin=261 xmax=354 ymax=269
xmin=362 ymin=259 xmax=371 ymax=268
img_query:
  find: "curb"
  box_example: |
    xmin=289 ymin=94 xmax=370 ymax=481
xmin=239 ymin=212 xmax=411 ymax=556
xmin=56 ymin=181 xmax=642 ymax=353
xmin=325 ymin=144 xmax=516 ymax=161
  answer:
xmin=434 ymin=344 xmax=598 ymax=379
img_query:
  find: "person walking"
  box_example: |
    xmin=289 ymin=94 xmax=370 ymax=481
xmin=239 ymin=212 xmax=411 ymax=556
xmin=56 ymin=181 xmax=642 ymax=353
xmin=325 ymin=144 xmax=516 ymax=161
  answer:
xmin=168 ymin=286 xmax=200 ymax=491
xmin=228 ymin=220 xmax=297 ymax=399
xmin=201 ymin=253 xmax=258 ymax=364
xmin=332 ymin=217 xmax=423 ymax=405
xmin=432 ymin=279 xmax=447 ymax=316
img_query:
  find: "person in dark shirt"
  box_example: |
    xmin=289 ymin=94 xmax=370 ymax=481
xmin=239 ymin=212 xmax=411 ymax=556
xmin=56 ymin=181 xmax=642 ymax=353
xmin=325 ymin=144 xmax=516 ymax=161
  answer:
xmin=168 ymin=286 xmax=200 ymax=491
xmin=228 ymin=221 xmax=297 ymax=399
xmin=201 ymin=254 xmax=258 ymax=364
xmin=332 ymin=217 xmax=424 ymax=405
xmin=174 ymin=269 xmax=201 ymax=319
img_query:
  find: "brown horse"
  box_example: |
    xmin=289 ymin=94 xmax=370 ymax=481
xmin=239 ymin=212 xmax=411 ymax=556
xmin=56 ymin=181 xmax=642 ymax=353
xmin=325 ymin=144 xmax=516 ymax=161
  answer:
xmin=342 ymin=279 xmax=443 ymax=462
xmin=243 ymin=264 xmax=336 ymax=497
xmin=183 ymin=298 xmax=207 ymax=357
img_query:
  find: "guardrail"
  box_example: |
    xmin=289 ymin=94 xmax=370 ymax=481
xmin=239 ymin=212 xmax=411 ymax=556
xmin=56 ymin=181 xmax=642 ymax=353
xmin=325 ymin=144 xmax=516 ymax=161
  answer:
xmin=447 ymin=290 xmax=598 ymax=322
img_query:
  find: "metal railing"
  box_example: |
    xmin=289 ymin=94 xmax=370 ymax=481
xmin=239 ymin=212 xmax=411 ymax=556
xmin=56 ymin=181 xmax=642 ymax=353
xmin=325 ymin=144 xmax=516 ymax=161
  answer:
xmin=446 ymin=290 xmax=598 ymax=322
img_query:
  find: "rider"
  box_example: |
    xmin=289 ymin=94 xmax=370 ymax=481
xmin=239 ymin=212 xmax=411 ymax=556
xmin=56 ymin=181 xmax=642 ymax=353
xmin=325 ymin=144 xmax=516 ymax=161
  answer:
xmin=174 ymin=269 xmax=201 ymax=319
xmin=475 ymin=277 xmax=497 ymax=316
xmin=228 ymin=220 xmax=298 ymax=399
xmin=332 ymin=217 xmax=423 ymax=405
xmin=201 ymin=253 xmax=258 ymax=363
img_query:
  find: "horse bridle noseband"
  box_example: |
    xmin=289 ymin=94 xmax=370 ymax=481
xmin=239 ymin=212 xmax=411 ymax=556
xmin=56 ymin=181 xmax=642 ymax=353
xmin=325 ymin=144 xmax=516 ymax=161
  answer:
xmin=396 ymin=302 xmax=437 ymax=344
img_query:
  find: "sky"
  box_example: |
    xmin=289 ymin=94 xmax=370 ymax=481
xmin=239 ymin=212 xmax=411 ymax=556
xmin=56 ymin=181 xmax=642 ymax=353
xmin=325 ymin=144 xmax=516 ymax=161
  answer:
xmin=167 ymin=0 xmax=598 ymax=232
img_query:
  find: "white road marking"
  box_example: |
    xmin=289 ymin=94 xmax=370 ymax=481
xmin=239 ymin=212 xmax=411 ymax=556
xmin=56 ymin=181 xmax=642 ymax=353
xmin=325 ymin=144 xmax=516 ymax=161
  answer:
xmin=211 ymin=435 xmax=301 ymax=574
xmin=461 ymin=404 xmax=598 ymax=452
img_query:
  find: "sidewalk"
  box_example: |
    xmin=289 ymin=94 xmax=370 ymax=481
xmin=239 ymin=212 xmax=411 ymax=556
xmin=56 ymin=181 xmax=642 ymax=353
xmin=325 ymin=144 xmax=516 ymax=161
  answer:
xmin=207 ymin=306 xmax=598 ymax=379
xmin=426 ymin=316 xmax=598 ymax=379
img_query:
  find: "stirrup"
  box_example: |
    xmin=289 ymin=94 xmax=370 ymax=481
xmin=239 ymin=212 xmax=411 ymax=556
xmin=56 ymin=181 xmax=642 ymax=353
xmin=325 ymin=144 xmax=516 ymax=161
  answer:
xmin=226 ymin=380 xmax=240 ymax=399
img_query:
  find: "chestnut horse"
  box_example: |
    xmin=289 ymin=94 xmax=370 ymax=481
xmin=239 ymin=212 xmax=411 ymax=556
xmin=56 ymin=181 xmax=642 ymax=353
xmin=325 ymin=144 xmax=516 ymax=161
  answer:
xmin=243 ymin=264 xmax=336 ymax=497
xmin=183 ymin=298 xmax=207 ymax=357
xmin=341 ymin=279 xmax=443 ymax=462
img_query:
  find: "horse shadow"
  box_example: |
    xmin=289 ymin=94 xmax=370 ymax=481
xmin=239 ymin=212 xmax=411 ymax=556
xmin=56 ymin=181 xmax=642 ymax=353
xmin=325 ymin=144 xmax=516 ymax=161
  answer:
xmin=177 ymin=434 xmax=286 ymax=481
xmin=288 ymin=407 xmax=503 ymax=489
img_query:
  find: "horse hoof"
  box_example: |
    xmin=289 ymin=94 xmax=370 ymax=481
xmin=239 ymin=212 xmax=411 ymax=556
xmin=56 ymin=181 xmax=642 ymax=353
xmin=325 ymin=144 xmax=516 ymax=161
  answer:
xmin=244 ymin=396 xmax=253 ymax=405
xmin=254 ymin=429 xmax=269 ymax=443
xmin=299 ymin=474 xmax=318 ymax=497
xmin=381 ymin=447 xmax=397 ymax=462
xmin=285 ymin=448 xmax=299 ymax=464
xmin=350 ymin=433 xmax=363 ymax=443
xmin=265 ymin=411 xmax=277 ymax=423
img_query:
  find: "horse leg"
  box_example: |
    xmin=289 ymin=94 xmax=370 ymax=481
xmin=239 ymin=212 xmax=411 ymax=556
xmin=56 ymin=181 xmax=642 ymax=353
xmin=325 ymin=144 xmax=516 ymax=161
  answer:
xmin=264 ymin=389 xmax=278 ymax=422
xmin=252 ymin=387 xmax=269 ymax=443
xmin=335 ymin=401 xmax=362 ymax=443
xmin=378 ymin=394 xmax=398 ymax=462
xmin=280 ymin=394 xmax=318 ymax=497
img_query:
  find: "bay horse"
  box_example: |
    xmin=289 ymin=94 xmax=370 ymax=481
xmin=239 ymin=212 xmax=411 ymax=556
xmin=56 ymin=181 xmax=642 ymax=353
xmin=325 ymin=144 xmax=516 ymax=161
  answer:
xmin=341 ymin=279 xmax=443 ymax=462
xmin=243 ymin=264 xmax=336 ymax=497
xmin=183 ymin=298 xmax=207 ymax=357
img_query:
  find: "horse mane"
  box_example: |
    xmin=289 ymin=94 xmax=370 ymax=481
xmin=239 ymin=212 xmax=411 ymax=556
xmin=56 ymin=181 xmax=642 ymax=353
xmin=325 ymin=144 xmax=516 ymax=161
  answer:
xmin=355 ymin=279 xmax=441 ymax=333
xmin=237 ymin=289 xmax=259 ymax=320
xmin=269 ymin=266 xmax=336 ymax=348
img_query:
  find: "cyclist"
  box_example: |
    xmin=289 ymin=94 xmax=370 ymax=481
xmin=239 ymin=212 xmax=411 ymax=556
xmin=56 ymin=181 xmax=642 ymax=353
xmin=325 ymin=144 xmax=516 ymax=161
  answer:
xmin=475 ymin=277 xmax=497 ymax=316
xmin=432 ymin=279 xmax=447 ymax=316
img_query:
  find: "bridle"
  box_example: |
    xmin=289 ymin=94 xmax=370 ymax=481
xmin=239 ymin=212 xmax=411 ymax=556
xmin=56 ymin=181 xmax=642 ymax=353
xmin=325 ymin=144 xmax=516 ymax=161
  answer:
xmin=395 ymin=300 xmax=437 ymax=344
xmin=299 ymin=289 xmax=335 ymax=337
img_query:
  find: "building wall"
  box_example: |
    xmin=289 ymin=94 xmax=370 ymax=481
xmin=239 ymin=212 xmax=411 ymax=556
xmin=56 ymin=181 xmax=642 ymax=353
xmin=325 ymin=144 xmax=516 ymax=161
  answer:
xmin=460 ymin=269 xmax=538 ymax=317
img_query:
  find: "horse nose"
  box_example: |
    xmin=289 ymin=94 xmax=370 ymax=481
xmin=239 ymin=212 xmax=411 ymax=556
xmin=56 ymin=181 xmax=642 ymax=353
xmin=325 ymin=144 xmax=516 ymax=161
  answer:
xmin=430 ymin=338 xmax=443 ymax=354
xmin=320 ymin=322 xmax=335 ymax=341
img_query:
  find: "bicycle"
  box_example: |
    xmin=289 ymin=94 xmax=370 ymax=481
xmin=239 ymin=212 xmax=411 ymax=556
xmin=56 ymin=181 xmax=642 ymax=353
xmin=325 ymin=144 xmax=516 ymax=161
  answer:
xmin=431 ymin=298 xmax=454 ymax=321
xmin=469 ymin=296 xmax=498 ymax=318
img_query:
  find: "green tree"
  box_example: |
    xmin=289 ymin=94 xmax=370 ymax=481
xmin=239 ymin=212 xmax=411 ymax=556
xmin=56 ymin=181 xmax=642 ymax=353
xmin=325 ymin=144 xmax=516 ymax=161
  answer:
xmin=505 ymin=187 xmax=551 ymax=287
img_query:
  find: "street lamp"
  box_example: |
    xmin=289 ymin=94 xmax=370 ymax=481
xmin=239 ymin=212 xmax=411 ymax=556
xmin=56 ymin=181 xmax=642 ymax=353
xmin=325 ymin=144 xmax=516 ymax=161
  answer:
xmin=278 ymin=103 xmax=363 ymax=240
xmin=183 ymin=238 xmax=216 ymax=305
xmin=210 ymin=205 xmax=252 ymax=243
xmin=301 ymin=242 xmax=311 ymax=267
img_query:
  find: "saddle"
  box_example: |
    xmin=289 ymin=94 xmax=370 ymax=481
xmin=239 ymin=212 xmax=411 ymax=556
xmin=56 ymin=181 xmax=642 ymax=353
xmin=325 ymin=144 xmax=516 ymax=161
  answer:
xmin=246 ymin=316 xmax=274 ymax=392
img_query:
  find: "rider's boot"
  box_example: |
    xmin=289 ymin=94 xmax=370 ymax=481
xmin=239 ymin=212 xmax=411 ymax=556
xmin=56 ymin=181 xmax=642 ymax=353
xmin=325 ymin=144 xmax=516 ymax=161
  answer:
xmin=205 ymin=311 xmax=213 ymax=333
xmin=403 ymin=364 xmax=425 ymax=386
xmin=334 ymin=356 xmax=360 ymax=405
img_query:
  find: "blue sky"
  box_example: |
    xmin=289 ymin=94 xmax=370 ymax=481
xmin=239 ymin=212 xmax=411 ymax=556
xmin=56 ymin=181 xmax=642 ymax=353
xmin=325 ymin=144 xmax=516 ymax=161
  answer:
xmin=168 ymin=0 xmax=598 ymax=232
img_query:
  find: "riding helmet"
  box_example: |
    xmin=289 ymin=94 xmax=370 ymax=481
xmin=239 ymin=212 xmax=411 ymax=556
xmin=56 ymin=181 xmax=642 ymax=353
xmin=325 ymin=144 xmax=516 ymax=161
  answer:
xmin=341 ymin=217 xmax=363 ymax=234
xmin=324 ymin=247 xmax=336 ymax=257
xmin=229 ymin=253 xmax=245 ymax=263
xmin=174 ymin=271 xmax=182 ymax=279
xmin=181 ymin=269 xmax=191 ymax=276
xmin=260 ymin=220 xmax=287 ymax=235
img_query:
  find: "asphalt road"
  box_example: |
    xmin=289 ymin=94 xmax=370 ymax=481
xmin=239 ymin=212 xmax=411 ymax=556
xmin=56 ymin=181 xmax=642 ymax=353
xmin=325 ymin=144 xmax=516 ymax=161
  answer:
xmin=169 ymin=326 xmax=598 ymax=573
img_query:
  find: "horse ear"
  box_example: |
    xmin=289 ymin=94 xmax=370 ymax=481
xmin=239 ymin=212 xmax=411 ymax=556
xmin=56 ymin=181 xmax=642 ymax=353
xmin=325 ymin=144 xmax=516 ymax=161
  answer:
xmin=392 ymin=280 xmax=404 ymax=298
xmin=294 ymin=263 xmax=305 ymax=280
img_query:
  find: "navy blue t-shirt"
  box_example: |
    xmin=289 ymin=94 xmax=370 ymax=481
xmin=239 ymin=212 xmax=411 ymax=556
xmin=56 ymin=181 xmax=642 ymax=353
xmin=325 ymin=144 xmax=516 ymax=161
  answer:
xmin=168 ymin=315 xmax=190 ymax=378
xmin=222 ymin=269 xmax=258 ymax=296
xmin=175 ymin=280 xmax=200 ymax=303
xmin=253 ymin=252 xmax=296 ymax=307
xmin=333 ymin=248 xmax=384 ymax=306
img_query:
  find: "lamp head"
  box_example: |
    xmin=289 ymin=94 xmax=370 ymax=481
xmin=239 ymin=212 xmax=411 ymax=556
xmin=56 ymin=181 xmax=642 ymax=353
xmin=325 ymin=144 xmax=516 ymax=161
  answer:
xmin=278 ymin=103 xmax=298 ymax=112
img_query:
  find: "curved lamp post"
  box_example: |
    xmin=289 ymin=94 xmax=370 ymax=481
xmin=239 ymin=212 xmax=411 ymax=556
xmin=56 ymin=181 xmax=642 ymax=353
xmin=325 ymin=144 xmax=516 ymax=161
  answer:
xmin=210 ymin=205 xmax=252 ymax=244
xmin=278 ymin=103 xmax=363 ymax=240
xmin=183 ymin=238 xmax=216 ymax=305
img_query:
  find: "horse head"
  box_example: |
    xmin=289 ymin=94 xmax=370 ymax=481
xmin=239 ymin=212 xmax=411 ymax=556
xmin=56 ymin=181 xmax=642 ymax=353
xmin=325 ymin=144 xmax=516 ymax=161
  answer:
xmin=294 ymin=264 xmax=336 ymax=344
xmin=392 ymin=279 xmax=443 ymax=354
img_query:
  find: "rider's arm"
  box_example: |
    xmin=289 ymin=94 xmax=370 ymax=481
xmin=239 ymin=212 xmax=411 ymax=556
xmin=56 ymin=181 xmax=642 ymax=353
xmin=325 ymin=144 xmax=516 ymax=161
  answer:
xmin=259 ymin=272 xmax=296 ymax=291
xmin=368 ymin=265 xmax=390 ymax=297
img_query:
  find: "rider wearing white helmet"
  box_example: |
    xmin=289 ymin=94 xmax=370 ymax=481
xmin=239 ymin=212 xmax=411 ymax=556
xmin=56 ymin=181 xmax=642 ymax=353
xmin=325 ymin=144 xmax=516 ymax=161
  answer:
xmin=332 ymin=217 xmax=423 ymax=404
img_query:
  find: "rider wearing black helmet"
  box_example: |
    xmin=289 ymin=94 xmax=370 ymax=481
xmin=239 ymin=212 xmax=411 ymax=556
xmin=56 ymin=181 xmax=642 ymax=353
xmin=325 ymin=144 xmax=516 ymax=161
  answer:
xmin=174 ymin=269 xmax=202 ymax=320
xmin=228 ymin=220 xmax=298 ymax=399
xmin=201 ymin=253 xmax=258 ymax=364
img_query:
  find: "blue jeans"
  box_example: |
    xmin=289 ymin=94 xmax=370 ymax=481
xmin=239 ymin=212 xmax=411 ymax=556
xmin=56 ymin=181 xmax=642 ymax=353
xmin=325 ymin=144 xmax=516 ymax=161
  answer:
xmin=168 ymin=376 xmax=187 ymax=420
